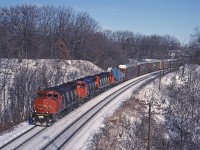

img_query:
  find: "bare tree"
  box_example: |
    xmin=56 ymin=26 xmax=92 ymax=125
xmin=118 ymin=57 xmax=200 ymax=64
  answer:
xmin=167 ymin=65 xmax=200 ymax=149
xmin=189 ymin=26 xmax=200 ymax=64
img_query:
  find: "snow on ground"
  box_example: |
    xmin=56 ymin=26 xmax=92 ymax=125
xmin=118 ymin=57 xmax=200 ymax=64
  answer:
xmin=0 ymin=72 xmax=159 ymax=149
xmin=0 ymin=58 xmax=103 ymax=115
xmin=0 ymin=122 xmax=33 ymax=144
xmin=132 ymin=64 xmax=200 ymax=145
xmin=134 ymin=72 xmax=176 ymax=124
xmin=0 ymin=59 xmax=103 ymax=84
xmin=1 ymin=63 xmax=199 ymax=149
xmin=62 ymin=72 xmax=159 ymax=150
xmin=0 ymin=58 xmax=103 ymax=146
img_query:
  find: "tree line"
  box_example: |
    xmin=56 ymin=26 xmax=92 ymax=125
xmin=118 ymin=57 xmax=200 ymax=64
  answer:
xmin=0 ymin=4 xmax=182 ymax=69
xmin=188 ymin=26 xmax=200 ymax=64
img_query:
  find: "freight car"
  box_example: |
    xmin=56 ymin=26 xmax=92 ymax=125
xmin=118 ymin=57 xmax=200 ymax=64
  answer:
xmin=119 ymin=63 xmax=139 ymax=80
xmin=31 ymin=59 xmax=177 ymax=126
xmin=118 ymin=60 xmax=161 ymax=80
xmin=119 ymin=59 xmax=176 ymax=80
xmin=149 ymin=60 xmax=161 ymax=72
xmin=160 ymin=59 xmax=177 ymax=72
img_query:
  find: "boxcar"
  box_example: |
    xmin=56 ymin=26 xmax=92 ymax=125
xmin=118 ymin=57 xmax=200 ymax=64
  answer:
xmin=149 ymin=60 xmax=161 ymax=72
xmin=139 ymin=62 xmax=150 ymax=75
xmin=119 ymin=63 xmax=139 ymax=80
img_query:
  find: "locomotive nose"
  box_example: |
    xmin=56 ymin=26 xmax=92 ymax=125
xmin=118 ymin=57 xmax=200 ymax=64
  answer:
xmin=34 ymin=99 xmax=55 ymax=114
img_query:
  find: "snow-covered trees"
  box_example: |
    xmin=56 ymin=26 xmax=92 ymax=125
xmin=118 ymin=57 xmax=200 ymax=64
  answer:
xmin=0 ymin=59 xmax=103 ymax=133
xmin=89 ymin=98 xmax=170 ymax=150
xmin=166 ymin=65 xmax=200 ymax=149
xmin=89 ymin=65 xmax=200 ymax=150
xmin=188 ymin=26 xmax=200 ymax=64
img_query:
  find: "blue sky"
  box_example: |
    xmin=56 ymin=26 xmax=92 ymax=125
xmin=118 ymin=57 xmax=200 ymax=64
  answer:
xmin=1 ymin=0 xmax=200 ymax=44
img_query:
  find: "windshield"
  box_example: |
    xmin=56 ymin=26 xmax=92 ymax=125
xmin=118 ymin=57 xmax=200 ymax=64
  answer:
xmin=38 ymin=93 xmax=46 ymax=98
xmin=47 ymin=93 xmax=58 ymax=100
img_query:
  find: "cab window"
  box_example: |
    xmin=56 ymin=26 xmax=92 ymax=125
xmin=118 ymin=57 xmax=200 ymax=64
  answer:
xmin=47 ymin=94 xmax=52 ymax=97
xmin=53 ymin=94 xmax=58 ymax=99
xmin=38 ymin=93 xmax=46 ymax=98
xmin=78 ymin=84 xmax=85 ymax=88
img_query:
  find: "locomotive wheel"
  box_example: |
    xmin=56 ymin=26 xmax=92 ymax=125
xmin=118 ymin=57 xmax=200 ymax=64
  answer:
xmin=54 ymin=114 xmax=61 ymax=122
xmin=46 ymin=122 xmax=53 ymax=127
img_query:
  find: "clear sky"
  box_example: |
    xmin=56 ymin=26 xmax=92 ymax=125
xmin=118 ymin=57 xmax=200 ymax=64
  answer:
xmin=1 ymin=0 xmax=200 ymax=44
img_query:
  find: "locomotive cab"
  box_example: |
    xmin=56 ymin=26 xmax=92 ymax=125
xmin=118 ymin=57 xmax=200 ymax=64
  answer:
xmin=32 ymin=90 xmax=62 ymax=126
xmin=109 ymin=73 xmax=115 ymax=85
xmin=34 ymin=91 xmax=61 ymax=114
xmin=95 ymin=75 xmax=100 ymax=88
xmin=76 ymin=81 xmax=88 ymax=99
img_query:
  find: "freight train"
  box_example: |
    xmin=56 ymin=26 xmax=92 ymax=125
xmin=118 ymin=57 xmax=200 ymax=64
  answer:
xmin=30 ymin=59 xmax=177 ymax=126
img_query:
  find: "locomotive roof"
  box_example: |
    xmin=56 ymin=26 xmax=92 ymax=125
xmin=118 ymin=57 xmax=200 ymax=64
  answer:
xmin=77 ymin=75 xmax=96 ymax=82
xmin=43 ymin=81 xmax=76 ymax=95
xmin=83 ymin=75 xmax=96 ymax=83
xmin=99 ymin=72 xmax=110 ymax=77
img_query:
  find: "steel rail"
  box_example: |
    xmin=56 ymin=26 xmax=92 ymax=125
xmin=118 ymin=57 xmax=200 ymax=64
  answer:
xmin=0 ymin=126 xmax=46 ymax=150
xmin=43 ymin=72 xmax=159 ymax=150
xmin=0 ymin=126 xmax=36 ymax=149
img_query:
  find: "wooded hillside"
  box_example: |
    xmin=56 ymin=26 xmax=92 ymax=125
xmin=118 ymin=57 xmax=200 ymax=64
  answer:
xmin=0 ymin=5 xmax=183 ymax=68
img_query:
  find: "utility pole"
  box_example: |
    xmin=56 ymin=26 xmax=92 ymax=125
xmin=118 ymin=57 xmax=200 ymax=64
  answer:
xmin=145 ymin=102 xmax=167 ymax=150
xmin=148 ymin=102 xmax=151 ymax=150
xmin=159 ymin=70 xmax=162 ymax=90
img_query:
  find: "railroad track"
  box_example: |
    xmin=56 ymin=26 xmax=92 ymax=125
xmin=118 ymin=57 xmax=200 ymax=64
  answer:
xmin=0 ymin=126 xmax=46 ymax=150
xmin=42 ymin=72 xmax=160 ymax=150
xmin=0 ymin=71 xmax=162 ymax=150
xmin=0 ymin=126 xmax=36 ymax=149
